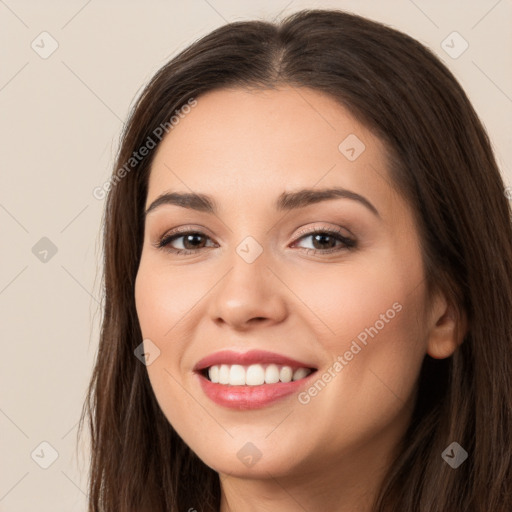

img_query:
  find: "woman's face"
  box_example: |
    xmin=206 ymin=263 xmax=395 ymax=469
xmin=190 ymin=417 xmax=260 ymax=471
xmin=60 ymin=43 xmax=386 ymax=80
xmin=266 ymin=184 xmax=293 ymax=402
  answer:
xmin=135 ymin=86 xmax=456 ymax=483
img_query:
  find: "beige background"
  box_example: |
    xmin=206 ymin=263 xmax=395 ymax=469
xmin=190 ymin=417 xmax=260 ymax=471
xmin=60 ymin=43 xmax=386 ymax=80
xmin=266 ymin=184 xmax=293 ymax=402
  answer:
xmin=0 ymin=0 xmax=510 ymax=510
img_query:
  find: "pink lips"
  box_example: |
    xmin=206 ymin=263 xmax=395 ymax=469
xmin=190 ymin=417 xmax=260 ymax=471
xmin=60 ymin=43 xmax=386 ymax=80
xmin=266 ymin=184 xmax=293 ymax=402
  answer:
xmin=193 ymin=349 xmax=317 ymax=410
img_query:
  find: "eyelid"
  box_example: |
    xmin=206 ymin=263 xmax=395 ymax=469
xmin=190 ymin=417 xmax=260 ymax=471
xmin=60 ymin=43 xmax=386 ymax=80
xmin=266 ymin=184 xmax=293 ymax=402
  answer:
xmin=292 ymin=222 xmax=354 ymax=240
xmin=152 ymin=224 xmax=216 ymax=246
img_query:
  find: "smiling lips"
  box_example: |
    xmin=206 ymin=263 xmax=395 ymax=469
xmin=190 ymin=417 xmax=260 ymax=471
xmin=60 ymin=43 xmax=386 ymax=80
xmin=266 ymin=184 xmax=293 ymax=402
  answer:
xmin=194 ymin=349 xmax=318 ymax=409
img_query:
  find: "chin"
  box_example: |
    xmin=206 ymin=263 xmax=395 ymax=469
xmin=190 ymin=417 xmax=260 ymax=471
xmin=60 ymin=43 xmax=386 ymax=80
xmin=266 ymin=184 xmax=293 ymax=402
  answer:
xmin=189 ymin=436 xmax=309 ymax=479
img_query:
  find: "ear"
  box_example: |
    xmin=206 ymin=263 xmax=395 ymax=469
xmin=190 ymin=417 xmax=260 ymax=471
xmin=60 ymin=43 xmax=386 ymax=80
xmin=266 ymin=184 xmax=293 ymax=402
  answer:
xmin=426 ymin=291 xmax=467 ymax=359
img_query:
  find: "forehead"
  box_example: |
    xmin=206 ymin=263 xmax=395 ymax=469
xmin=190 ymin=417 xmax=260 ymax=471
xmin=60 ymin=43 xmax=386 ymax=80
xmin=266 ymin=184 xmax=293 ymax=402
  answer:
xmin=146 ymin=86 xmax=399 ymax=216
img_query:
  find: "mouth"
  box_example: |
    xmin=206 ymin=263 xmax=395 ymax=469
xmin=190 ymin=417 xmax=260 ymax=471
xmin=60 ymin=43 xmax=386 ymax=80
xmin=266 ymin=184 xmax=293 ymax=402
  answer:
xmin=193 ymin=350 xmax=318 ymax=409
xmin=198 ymin=363 xmax=317 ymax=386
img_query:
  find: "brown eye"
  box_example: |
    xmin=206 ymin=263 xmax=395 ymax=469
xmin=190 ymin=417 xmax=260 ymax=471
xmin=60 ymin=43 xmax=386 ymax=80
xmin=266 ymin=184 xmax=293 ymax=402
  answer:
xmin=157 ymin=231 xmax=216 ymax=255
xmin=293 ymin=228 xmax=356 ymax=254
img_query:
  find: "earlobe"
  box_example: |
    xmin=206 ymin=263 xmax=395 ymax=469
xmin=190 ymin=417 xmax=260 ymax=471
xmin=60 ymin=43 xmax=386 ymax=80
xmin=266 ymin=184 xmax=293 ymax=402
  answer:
xmin=426 ymin=294 xmax=467 ymax=360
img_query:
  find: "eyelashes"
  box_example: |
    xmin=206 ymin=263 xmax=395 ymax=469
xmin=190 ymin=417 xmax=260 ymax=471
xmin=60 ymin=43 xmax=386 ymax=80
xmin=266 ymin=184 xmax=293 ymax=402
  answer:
xmin=154 ymin=226 xmax=357 ymax=256
xmin=156 ymin=230 xmax=215 ymax=255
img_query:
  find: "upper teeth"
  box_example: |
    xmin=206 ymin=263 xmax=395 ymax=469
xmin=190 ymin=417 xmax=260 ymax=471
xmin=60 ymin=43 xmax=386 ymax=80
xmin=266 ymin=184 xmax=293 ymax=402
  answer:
xmin=208 ymin=364 xmax=312 ymax=386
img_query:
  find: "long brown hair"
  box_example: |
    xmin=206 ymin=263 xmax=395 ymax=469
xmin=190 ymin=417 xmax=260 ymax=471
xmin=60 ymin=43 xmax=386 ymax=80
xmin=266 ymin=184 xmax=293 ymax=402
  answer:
xmin=79 ymin=9 xmax=512 ymax=511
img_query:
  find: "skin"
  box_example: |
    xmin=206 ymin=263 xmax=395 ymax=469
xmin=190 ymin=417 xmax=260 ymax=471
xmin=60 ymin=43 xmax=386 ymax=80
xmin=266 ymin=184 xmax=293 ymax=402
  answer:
xmin=134 ymin=86 xmax=462 ymax=511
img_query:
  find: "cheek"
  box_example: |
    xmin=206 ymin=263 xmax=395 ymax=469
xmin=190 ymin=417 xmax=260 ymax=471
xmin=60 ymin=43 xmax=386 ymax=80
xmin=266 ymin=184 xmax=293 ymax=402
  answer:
xmin=134 ymin=258 xmax=213 ymax=392
xmin=134 ymin=263 xmax=187 ymax=396
xmin=288 ymin=245 xmax=424 ymax=346
xmin=328 ymin=301 xmax=426 ymax=449
xmin=295 ymin=246 xmax=428 ymax=422
xmin=134 ymin=259 xmax=208 ymax=342
xmin=134 ymin=263 xmax=205 ymax=437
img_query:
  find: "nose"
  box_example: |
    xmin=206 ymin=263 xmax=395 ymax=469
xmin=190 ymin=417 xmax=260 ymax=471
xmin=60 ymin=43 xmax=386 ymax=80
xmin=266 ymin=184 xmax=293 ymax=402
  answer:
xmin=207 ymin=248 xmax=288 ymax=331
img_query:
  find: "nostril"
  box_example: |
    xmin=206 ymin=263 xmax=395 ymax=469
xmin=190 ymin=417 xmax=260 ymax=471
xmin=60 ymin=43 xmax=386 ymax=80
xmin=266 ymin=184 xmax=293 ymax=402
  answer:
xmin=250 ymin=317 xmax=268 ymax=324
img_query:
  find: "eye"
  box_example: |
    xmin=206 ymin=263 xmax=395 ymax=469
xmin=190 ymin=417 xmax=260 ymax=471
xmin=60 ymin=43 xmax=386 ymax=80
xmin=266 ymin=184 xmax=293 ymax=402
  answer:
xmin=291 ymin=227 xmax=356 ymax=254
xmin=155 ymin=229 xmax=217 ymax=255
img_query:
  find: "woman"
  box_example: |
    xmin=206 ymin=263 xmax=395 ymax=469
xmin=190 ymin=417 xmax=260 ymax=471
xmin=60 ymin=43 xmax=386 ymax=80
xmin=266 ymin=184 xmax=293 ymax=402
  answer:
xmin=80 ymin=8 xmax=512 ymax=511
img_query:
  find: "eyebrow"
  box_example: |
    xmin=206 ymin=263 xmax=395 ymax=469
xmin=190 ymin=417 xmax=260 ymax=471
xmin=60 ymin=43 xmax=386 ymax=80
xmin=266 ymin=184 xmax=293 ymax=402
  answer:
xmin=144 ymin=187 xmax=380 ymax=218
